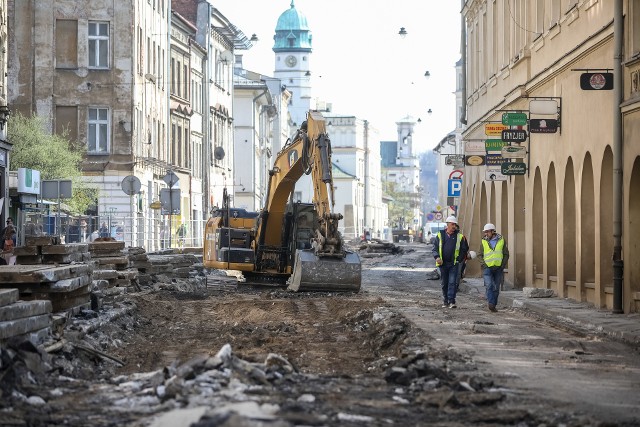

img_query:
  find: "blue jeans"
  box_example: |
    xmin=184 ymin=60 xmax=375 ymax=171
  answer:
xmin=440 ymin=263 xmax=461 ymax=304
xmin=483 ymin=267 xmax=504 ymax=306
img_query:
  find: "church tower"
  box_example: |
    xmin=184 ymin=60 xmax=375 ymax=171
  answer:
xmin=273 ymin=0 xmax=313 ymax=129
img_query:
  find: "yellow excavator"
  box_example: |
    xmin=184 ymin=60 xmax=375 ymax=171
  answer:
xmin=204 ymin=111 xmax=361 ymax=292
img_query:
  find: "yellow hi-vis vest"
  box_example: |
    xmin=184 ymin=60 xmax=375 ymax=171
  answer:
xmin=481 ymin=237 xmax=505 ymax=267
xmin=438 ymin=232 xmax=463 ymax=265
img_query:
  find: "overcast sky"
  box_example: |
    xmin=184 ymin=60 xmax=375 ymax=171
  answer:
xmin=212 ymin=0 xmax=462 ymax=153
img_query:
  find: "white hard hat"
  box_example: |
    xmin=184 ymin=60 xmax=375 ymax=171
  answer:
xmin=445 ymin=216 xmax=458 ymax=224
xmin=483 ymin=223 xmax=496 ymax=232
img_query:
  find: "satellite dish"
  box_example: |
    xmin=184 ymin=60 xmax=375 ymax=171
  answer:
xmin=214 ymin=146 xmax=225 ymax=160
xmin=121 ymin=175 xmax=142 ymax=196
xmin=219 ymin=50 xmax=233 ymax=64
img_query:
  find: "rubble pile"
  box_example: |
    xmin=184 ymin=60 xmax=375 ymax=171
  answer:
xmin=13 ymin=237 xmax=92 ymax=265
xmin=0 ymin=288 xmax=52 ymax=343
xmin=358 ymin=238 xmax=404 ymax=255
xmin=137 ymin=253 xmax=207 ymax=292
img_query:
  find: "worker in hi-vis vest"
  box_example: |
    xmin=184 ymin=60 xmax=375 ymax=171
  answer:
xmin=432 ymin=216 xmax=468 ymax=309
xmin=477 ymin=223 xmax=510 ymax=312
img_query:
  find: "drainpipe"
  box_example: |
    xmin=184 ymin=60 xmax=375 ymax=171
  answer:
xmin=459 ymin=0 xmax=467 ymax=127
xmin=612 ymin=0 xmax=623 ymax=314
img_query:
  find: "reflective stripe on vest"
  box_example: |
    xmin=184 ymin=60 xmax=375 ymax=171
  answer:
xmin=438 ymin=232 xmax=463 ymax=265
xmin=481 ymin=237 xmax=505 ymax=267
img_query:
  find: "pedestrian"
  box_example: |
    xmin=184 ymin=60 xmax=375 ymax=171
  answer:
xmin=99 ymin=222 xmax=109 ymax=238
xmin=432 ymin=216 xmax=469 ymax=309
xmin=176 ymin=223 xmax=187 ymax=250
xmin=477 ymin=223 xmax=510 ymax=312
xmin=1 ymin=217 xmax=17 ymax=252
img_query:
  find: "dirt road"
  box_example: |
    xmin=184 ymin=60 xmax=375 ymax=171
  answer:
xmin=1 ymin=243 xmax=639 ymax=426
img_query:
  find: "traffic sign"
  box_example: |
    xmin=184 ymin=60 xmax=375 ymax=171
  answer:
xmin=502 ymin=112 xmax=528 ymax=126
xmin=163 ymin=170 xmax=180 ymax=188
xmin=448 ymin=179 xmax=462 ymax=197
xmin=501 ymin=129 xmax=528 ymax=142
xmin=529 ymin=119 xmax=558 ymax=133
xmin=501 ymin=162 xmax=527 ymax=175
xmin=485 ymin=123 xmax=508 ymax=136
xmin=501 ymin=145 xmax=527 ymax=158
xmin=448 ymin=170 xmax=464 ymax=180
xmin=435 ymin=212 xmax=443 ymax=221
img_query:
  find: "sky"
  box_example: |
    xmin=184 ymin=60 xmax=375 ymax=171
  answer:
xmin=212 ymin=0 xmax=462 ymax=153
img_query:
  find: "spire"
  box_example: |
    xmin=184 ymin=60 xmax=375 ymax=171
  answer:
xmin=290 ymin=0 xmax=295 ymax=8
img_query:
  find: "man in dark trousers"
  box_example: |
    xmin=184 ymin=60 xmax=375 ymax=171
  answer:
xmin=432 ymin=216 xmax=469 ymax=308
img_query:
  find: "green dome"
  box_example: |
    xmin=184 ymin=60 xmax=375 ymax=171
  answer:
xmin=273 ymin=0 xmax=312 ymax=52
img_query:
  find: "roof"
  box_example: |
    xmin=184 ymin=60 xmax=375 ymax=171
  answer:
xmin=273 ymin=0 xmax=312 ymax=52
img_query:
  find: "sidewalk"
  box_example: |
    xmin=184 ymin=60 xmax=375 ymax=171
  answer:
xmin=460 ymin=277 xmax=640 ymax=346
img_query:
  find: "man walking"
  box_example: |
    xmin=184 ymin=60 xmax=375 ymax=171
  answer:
xmin=477 ymin=223 xmax=510 ymax=312
xmin=432 ymin=216 xmax=469 ymax=308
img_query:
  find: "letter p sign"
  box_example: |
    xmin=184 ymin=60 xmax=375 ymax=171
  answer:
xmin=448 ymin=179 xmax=462 ymax=197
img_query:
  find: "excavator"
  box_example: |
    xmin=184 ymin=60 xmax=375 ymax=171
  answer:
xmin=203 ymin=111 xmax=361 ymax=292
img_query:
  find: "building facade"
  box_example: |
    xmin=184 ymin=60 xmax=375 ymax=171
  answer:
xmin=460 ymin=1 xmax=640 ymax=312
xmin=0 ymin=0 xmax=9 ymax=224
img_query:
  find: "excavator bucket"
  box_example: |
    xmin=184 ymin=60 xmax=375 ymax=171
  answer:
xmin=287 ymin=250 xmax=362 ymax=292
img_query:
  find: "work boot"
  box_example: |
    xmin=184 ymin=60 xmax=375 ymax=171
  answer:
xmin=448 ymin=303 xmax=457 ymax=309
xmin=488 ymin=304 xmax=497 ymax=312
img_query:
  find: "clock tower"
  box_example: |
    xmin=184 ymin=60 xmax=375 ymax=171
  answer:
xmin=273 ymin=0 xmax=313 ymax=129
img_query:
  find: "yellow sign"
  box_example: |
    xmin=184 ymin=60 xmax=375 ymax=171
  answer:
xmin=150 ymin=201 xmax=162 ymax=210
xmin=485 ymin=123 xmax=508 ymax=136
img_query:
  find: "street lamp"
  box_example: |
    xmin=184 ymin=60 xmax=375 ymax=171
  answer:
xmin=398 ymin=27 xmax=408 ymax=38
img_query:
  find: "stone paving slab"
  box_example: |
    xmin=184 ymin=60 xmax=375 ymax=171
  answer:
xmin=460 ymin=277 xmax=640 ymax=346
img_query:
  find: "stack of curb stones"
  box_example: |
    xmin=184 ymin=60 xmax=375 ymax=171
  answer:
xmin=0 ymin=288 xmax=53 ymax=345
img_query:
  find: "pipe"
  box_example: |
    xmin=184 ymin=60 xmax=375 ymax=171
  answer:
xmin=459 ymin=0 xmax=467 ymax=126
xmin=612 ymin=0 xmax=623 ymax=313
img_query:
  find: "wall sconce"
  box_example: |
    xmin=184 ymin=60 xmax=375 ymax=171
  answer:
xmin=0 ymin=105 xmax=11 ymax=130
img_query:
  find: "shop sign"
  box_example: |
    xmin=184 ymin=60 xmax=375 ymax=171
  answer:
xmin=485 ymin=123 xmax=508 ymax=136
xmin=464 ymin=155 xmax=486 ymax=166
xmin=501 ymin=129 xmax=528 ymax=142
xmin=486 ymin=168 xmax=508 ymax=181
xmin=502 ymin=112 xmax=528 ymax=126
xmin=501 ymin=145 xmax=527 ymax=158
xmin=580 ymin=72 xmax=613 ymax=90
xmin=485 ymin=139 xmax=506 ymax=152
xmin=501 ymin=162 xmax=527 ymax=175
xmin=529 ymin=119 xmax=558 ymax=133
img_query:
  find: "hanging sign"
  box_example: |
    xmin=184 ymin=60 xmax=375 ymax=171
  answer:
xmin=445 ymin=154 xmax=465 ymax=167
xmin=486 ymin=168 xmax=508 ymax=181
xmin=529 ymin=119 xmax=558 ymax=133
xmin=485 ymin=139 xmax=507 ymax=152
xmin=501 ymin=145 xmax=527 ymax=158
xmin=501 ymin=129 xmax=528 ymax=142
xmin=486 ymin=154 xmax=505 ymax=166
xmin=580 ymin=72 xmax=613 ymax=90
xmin=464 ymin=140 xmax=485 ymax=154
xmin=529 ymin=99 xmax=558 ymax=115
xmin=485 ymin=123 xmax=508 ymax=136
xmin=501 ymin=162 xmax=527 ymax=175
xmin=464 ymin=155 xmax=486 ymax=166
xmin=502 ymin=112 xmax=528 ymax=126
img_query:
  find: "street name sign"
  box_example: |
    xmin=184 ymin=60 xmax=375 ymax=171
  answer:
xmin=485 ymin=123 xmax=508 ymax=136
xmin=501 ymin=129 xmax=528 ymax=142
xmin=501 ymin=162 xmax=527 ymax=175
xmin=485 ymin=139 xmax=507 ymax=152
xmin=529 ymin=119 xmax=558 ymax=133
xmin=502 ymin=112 xmax=528 ymax=126
xmin=501 ymin=145 xmax=527 ymax=158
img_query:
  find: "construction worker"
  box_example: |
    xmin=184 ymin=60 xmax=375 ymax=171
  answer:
xmin=477 ymin=223 xmax=510 ymax=312
xmin=432 ymin=216 xmax=469 ymax=308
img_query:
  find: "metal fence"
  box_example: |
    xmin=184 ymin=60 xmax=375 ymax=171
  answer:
xmin=17 ymin=211 xmax=206 ymax=252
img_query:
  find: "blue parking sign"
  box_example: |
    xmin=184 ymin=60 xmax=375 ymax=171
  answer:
xmin=448 ymin=179 xmax=462 ymax=197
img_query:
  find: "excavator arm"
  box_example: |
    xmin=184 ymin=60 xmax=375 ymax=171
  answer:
xmin=259 ymin=111 xmax=361 ymax=291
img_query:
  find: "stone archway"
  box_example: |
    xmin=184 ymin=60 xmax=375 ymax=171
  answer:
xmin=628 ymin=157 xmax=640 ymax=313
xmin=500 ymin=181 xmax=508 ymax=243
xmin=599 ymin=148 xmax=614 ymax=308
xmin=480 ymin=181 xmax=488 ymax=228
xmin=581 ymin=154 xmax=596 ymax=302
xmin=547 ymin=164 xmax=558 ymax=292
xmin=532 ymin=167 xmax=544 ymax=286
xmin=489 ymin=181 xmax=496 ymax=225
xmin=563 ymin=159 xmax=577 ymax=299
